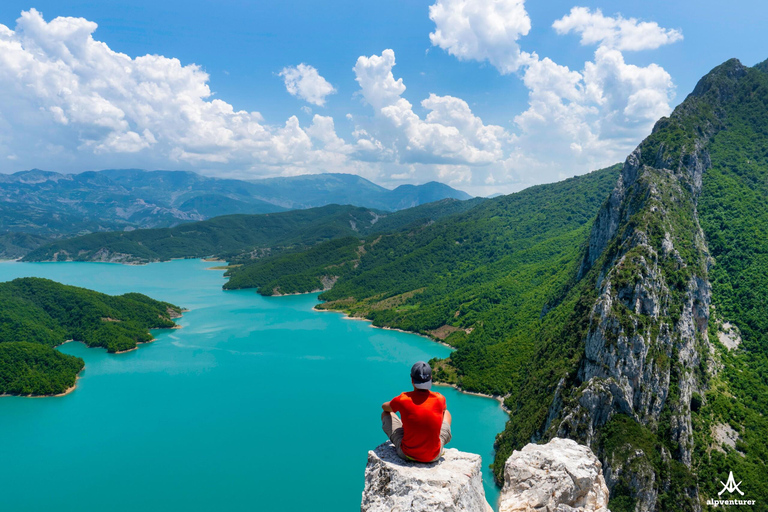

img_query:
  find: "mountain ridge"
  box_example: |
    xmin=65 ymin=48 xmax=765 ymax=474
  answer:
xmin=490 ymin=57 xmax=768 ymax=511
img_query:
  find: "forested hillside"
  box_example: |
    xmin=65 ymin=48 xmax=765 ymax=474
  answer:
xmin=223 ymin=165 xmax=620 ymax=395
xmin=24 ymin=198 xmax=483 ymax=264
xmin=222 ymin=58 xmax=768 ymax=511
xmin=0 ymin=278 xmax=183 ymax=395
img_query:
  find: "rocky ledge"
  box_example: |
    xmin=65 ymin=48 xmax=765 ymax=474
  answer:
xmin=499 ymin=438 xmax=610 ymax=512
xmin=361 ymin=441 xmax=493 ymax=512
xmin=362 ymin=438 xmax=610 ymax=512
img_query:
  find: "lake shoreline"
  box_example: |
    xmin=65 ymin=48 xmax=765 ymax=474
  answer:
xmin=0 ymin=375 xmax=79 ymax=399
xmin=44 ymin=260 xmax=506 ymax=412
xmin=433 ymin=382 xmax=511 ymax=414
xmin=312 ymin=304 xmax=509 ymax=414
xmin=113 ymin=325 xmax=183 ymax=354
xmin=0 ymin=323 xmax=188 ymax=397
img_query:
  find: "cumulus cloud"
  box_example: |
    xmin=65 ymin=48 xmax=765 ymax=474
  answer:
xmin=424 ymin=0 xmax=683 ymax=193
xmin=278 ymin=63 xmax=336 ymax=106
xmin=553 ymin=7 xmax=683 ymax=51
xmin=428 ymin=0 xmax=535 ymax=74
xmin=0 ymin=9 xmax=354 ymax=177
xmin=505 ymin=47 xmax=675 ymax=185
xmin=353 ymin=49 xmax=507 ymax=167
xmin=501 ymin=8 xmax=679 ymax=184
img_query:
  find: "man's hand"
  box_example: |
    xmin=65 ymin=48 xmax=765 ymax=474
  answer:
xmin=382 ymin=401 xmax=393 ymax=412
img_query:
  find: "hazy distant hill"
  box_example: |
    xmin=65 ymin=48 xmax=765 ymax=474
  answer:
xmin=0 ymin=169 xmax=471 ymax=258
xmin=240 ymin=173 xmax=472 ymax=210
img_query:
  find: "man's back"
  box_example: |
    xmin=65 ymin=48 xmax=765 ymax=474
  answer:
xmin=390 ymin=390 xmax=446 ymax=462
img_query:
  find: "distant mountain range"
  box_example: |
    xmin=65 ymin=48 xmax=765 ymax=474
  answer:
xmin=0 ymin=169 xmax=471 ymax=258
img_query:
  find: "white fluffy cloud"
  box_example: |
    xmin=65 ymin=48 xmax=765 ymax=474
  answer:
xmin=553 ymin=7 xmax=683 ymax=51
xmin=278 ymin=64 xmax=336 ymax=106
xmin=502 ymin=9 xmax=678 ymax=183
xmin=429 ymin=0 xmax=535 ymax=74
xmin=505 ymin=47 xmax=675 ymax=184
xmin=425 ymin=0 xmax=682 ymax=193
xmin=353 ymin=49 xmax=506 ymax=167
xmin=0 ymin=9 xmax=354 ymax=176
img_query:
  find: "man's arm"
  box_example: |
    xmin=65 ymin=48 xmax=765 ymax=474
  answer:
xmin=382 ymin=401 xmax=393 ymax=412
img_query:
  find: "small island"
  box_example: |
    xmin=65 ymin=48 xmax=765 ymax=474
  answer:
xmin=0 ymin=277 xmax=183 ymax=396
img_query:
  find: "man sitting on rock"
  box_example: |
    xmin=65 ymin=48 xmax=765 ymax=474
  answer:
xmin=381 ymin=361 xmax=452 ymax=462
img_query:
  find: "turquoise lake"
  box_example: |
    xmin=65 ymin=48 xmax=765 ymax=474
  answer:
xmin=0 ymin=259 xmax=508 ymax=511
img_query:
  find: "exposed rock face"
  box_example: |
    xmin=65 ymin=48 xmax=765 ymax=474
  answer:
xmin=499 ymin=438 xmax=610 ymax=512
xmin=717 ymin=322 xmax=741 ymax=350
xmin=361 ymin=442 xmax=492 ymax=512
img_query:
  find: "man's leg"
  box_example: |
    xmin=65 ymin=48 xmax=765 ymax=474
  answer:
xmin=381 ymin=411 xmax=403 ymax=439
xmin=381 ymin=412 xmax=409 ymax=460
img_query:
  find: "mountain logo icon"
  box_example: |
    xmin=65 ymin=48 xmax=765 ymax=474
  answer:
xmin=719 ymin=471 xmax=745 ymax=496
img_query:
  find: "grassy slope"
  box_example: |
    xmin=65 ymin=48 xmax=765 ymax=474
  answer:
xmin=0 ymin=278 xmax=183 ymax=395
xmin=224 ymin=236 xmax=363 ymax=294
xmin=22 ymin=204 xmax=374 ymax=263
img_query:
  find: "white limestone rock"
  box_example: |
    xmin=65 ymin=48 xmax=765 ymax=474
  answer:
xmin=499 ymin=438 xmax=610 ymax=512
xmin=361 ymin=441 xmax=493 ymax=512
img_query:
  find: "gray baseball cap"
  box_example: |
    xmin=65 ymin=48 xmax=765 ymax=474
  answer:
xmin=411 ymin=361 xmax=432 ymax=390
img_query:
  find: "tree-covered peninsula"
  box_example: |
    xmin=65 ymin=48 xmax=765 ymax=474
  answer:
xmin=0 ymin=277 xmax=183 ymax=396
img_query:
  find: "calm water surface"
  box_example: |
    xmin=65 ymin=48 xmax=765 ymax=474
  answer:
xmin=0 ymin=259 xmax=508 ymax=511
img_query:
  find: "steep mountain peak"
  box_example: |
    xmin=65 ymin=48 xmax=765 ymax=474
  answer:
xmin=688 ymin=57 xmax=748 ymax=103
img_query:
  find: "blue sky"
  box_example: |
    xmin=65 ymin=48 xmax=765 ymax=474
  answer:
xmin=0 ymin=0 xmax=765 ymax=195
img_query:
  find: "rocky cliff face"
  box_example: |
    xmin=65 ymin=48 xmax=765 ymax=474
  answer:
xmin=534 ymin=59 xmax=754 ymax=512
xmin=361 ymin=442 xmax=493 ymax=512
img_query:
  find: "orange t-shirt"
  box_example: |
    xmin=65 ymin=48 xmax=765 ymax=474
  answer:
xmin=390 ymin=390 xmax=446 ymax=462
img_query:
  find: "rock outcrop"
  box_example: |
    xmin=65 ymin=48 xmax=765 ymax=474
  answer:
xmin=361 ymin=442 xmax=493 ymax=512
xmin=499 ymin=438 xmax=610 ymax=512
